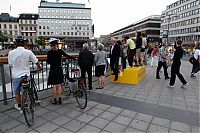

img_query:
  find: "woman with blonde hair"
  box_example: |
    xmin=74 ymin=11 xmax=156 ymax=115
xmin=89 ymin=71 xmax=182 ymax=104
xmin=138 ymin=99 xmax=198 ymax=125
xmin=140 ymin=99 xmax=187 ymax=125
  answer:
xmin=94 ymin=43 xmax=108 ymax=89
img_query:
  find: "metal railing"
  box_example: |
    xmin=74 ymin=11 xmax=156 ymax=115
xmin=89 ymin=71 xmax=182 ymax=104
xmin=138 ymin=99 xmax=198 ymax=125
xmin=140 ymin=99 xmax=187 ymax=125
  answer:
xmin=0 ymin=55 xmax=97 ymax=105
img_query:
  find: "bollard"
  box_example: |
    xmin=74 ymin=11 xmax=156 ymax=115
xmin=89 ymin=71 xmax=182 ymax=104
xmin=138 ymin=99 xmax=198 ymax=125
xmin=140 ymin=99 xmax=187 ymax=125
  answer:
xmin=0 ymin=63 xmax=7 ymax=105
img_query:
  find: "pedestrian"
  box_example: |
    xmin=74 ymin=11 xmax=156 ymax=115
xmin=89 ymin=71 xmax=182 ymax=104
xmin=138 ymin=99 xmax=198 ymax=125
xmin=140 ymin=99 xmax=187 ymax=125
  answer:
xmin=47 ymin=38 xmax=73 ymax=104
xmin=124 ymin=36 xmax=136 ymax=67
xmin=94 ymin=43 xmax=108 ymax=89
xmin=141 ymin=33 xmax=147 ymax=65
xmin=135 ymin=32 xmax=142 ymax=66
xmin=122 ymin=39 xmax=128 ymax=70
xmin=156 ymin=44 xmax=170 ymax=79
xmin=150 ymin=44 xmax=158 ymax=67
xmin=110 ymin=37 xmax=120 ymax=81
xmin=8 ymin=36 xmax=42 ymax=111
xmin=190 ymin=44 xmax=200 ymax=78
xmin=169 ymin=39 xmax=187 ymax=88
xmin=78 ymin=43 xmax=94 ymax=90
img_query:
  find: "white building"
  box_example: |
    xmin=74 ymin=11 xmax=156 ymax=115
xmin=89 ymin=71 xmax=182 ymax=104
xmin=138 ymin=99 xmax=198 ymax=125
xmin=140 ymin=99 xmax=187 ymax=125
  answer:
xmin=38 ymin=0 xmax=93 ymax=40
xmin=0 ymin=13 xmax=19 ymax=43
xmin=161 ymin=0 xmax=200 ymax=44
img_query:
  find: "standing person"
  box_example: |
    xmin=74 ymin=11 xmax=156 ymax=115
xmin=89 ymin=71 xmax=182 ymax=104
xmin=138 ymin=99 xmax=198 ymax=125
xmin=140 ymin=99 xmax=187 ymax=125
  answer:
xmin=94 ymin=43 xmax=108 ymax=89
xmin=122 ymin=39 xmax=128 ymax=70
xmin=110 ymin=37 xmax=120 ymax=81
xmin=156 ymin=44 xmax=170 ymax=79
xmin=135 ymin=32 xmax=142 ymax=66
xmin=8 ymin=36 xmax=42 ymax=111
xmin=124 ymin=36 xmax=136 ymax=67
xmin=190 ymin=44 xmax=200 ymax=78
xmin=141 ymin=33 xmax=147 ymax=65
xmin=47 ymin=38 xmax=73 ymax=104
xmin=169 ymin=39 xmax=187 ymax=88
xmin=78 ymin=43 xmax=94 ymax=90
xmin=151 ymin=45 xmax=158 ymax=67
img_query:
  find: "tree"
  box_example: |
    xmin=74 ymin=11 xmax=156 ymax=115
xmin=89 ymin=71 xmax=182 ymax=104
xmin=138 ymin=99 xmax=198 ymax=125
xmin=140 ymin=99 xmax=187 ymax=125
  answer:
xmin=0 ymin=31 xmax=8 ymax=43
xmin=36 ymin=37 xmax=46 ymax=49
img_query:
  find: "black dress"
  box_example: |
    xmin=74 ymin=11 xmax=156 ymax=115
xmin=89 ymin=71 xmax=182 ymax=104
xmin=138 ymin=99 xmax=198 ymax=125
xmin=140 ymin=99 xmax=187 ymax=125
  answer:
xmin=47 ymin=49 xmax=72 ymax=85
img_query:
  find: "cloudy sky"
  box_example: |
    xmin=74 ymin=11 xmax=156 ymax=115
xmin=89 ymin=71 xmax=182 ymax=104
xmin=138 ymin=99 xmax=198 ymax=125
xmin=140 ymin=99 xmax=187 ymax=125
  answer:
xmin=1 ymin=0 xmax=176 ymax=37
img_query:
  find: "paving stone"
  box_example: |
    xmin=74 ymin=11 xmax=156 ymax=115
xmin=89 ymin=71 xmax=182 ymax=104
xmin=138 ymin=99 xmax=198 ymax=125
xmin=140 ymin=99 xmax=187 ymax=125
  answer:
xmin=124 ymin=127 xmax=145 ymax=133
xmin=7 ymin=110 xmax=22 ymax=118
xmin=64 ymin=109 xmax=82 ymax=119
xmin=170 ymin=121 xmax=191 ymax=132
xmin=54 ymin=106 xmax=72 ymax=114
xmin=87 ymin=101 xmax=99 ymax=107
xmin=106 ymin=106 xmax=123 ymax=114
xmin=52 ymin=116 xmax=72 ymax=126
xmin=52 ymin=127 xmax=72 ymax=133
xmin=63 ymin=119 xmax=86 ymax=132
xmin=35 ymin=122 xmax=59 ymax=132
xmin=191 ymin=126 xmax=200 ymax=133
xmin=95 ymin=103 xmax=111 ymax=110
xmin=35 ymin=108 xmax=50 ymax=116
xmin=113 ymin=115 xmax=132 ymax=126
xmin=41 ymin=110 xmax=60 ymax=121
xmin=77 ymin=124 xmax=101 ymax=132
xmin=30 ymin=117 xmax=48 ymax=129
xmin=169 ymin=129 xmax=184 ymax=133
xmin=147 ymin=124 xmax=169 ymax=133
xmin=104 ymin=122 xmax=126 ymax=133
xmin=120 ymin=109 xmax=137 ymax=118
xmin=76 ymin=113 xmax=95 ymax=123
xmin=6 ymin=124 xmax=32 ymax=133
xmin=87 ymin=108 xmax=104 ymax=116
xmin=0 ymin=119 xmax=21 ymax=132
xmin=129 ymin=119 xmax=150 ymax=131
xmin=0 ymin=115 xmax=13 ymax=124
xmin=88 ymin=117 xmax=110 ymax=129
xmin=99 ymin=111 xmax=118 ymax=121
xmin=151 ymin=117 xmax=171 ymax=128
xmin=135 ymin=113 xmax=153 ymax=123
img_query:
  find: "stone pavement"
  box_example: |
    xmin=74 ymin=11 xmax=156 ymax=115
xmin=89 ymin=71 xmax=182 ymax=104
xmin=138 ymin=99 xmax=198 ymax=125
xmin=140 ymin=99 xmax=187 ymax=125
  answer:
xmin=0 ymin=61 xmax=199 ymax=133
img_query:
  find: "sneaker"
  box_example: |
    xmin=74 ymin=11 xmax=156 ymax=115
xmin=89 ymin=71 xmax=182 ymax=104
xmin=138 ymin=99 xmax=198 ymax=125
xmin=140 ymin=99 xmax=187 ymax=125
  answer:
xmin=168 ymin=85 xmax=175 ymax=88
xmin=181 ymin=83 xmax=188 ymax=88
xmin=14 ymin=104 xmax=23 ymax=113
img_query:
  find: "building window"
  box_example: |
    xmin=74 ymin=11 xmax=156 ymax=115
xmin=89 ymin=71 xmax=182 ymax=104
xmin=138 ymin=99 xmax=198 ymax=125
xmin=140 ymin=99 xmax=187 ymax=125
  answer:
xmin=63 ymin=32 xmax=66 ymax=35
xmin=47 ymin=32 xmax=50 ymax=35
xmin=10 ymin=31 xmax=12 ymax=35
xmin=9 ymin=24 xmax=12 ymax=29
xmin=71 ymin=32 xmax=73 ymax=35
xmin=67 ymin=32 xmax=70 ymax=35
xmin=29 ymin=20 xmax=32 ymax=24
xmin=21 ymin=27 xmax=24 ymax=30
xmin=4 ymin=24 xmax=6 ymax=29
xmin=43 ymin=32 xmax=46 ymax=35
xmin=0 ymin=24 xmax=1 ymax=29
xmin=43 ymin=26 xmax=45 ymax=29
xmin=30 ymin=27 xmax=32 ymax=30
xmin=26 ymin=33 xmax=28 ymax=36
xmin=25 ymin=27 xmax=28 ymax=30
xmin=30 ymin=33 xmax=32 ymax=36
xmin=14 ymin=25 xmax=17 ymax=29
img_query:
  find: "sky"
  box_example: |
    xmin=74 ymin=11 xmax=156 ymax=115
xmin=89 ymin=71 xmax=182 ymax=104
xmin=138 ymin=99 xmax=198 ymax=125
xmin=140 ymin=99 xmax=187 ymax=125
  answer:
xmin=0 ymin=0 xmax=176 ymax=37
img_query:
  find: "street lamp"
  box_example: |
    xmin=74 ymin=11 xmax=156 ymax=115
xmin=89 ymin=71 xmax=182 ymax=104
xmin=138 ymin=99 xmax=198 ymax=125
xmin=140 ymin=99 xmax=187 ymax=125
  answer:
xmin=161 ymin=13 xmax=177 ymax=45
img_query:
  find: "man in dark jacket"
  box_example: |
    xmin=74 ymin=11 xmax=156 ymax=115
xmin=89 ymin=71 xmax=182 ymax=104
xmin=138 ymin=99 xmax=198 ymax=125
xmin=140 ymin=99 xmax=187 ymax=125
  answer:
xmin=110 ymin=37 xmax=120 ymax=81
xmin=78 ymin=43 xmax=94 ymax=90
xmin=169 ymin=39 xmax=187 ymax=88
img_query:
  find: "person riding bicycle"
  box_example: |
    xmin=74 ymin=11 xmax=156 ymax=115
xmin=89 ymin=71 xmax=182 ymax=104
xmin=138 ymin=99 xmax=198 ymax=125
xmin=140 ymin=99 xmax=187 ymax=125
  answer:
xmin=8 ymin=35 xmax=42 ymax=112
xmin=47 ymin=38 xmax=74 ymax=104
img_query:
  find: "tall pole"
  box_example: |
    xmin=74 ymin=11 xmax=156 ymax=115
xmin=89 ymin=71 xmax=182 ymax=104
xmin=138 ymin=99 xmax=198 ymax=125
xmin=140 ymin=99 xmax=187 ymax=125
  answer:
xmin=167 ymin=14 xmax=170 ymax=45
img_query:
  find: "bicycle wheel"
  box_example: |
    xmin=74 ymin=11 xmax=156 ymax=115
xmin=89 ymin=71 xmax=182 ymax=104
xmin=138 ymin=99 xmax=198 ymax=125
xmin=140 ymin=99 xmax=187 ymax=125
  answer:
xmin=75 ymin=83 xmax=87 ymax=109
xmin=31 ymin=80 xmax=40 ymax=105
xmin=62 ymin=79 xmax=71 ymax=96
xmin=22 ymin=92 xmax=34 ymax=126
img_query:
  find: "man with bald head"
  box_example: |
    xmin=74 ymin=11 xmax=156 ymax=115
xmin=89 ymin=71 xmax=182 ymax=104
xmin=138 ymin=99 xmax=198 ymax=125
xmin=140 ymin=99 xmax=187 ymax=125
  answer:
xmin=110 ymin=37 xmax=120 ymax=81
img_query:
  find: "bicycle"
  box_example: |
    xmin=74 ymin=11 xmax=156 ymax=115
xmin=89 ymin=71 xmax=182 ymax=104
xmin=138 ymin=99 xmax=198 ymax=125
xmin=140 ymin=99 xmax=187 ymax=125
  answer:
xmin=62 ymin=59 xmax=87 ymax=109
xmin=21 ymin=70 xmax=41 ymax=126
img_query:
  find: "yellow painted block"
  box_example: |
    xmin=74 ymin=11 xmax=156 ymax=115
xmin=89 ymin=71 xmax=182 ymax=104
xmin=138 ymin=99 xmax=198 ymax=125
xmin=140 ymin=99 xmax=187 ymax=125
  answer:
xmin=110 ymin=66 xmax=146 ymax=85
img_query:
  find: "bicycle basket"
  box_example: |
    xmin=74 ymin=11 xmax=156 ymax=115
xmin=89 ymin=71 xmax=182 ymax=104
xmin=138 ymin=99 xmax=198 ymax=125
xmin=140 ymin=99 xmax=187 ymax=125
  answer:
xmin=70 ymin=81 xmax=78 ymax=92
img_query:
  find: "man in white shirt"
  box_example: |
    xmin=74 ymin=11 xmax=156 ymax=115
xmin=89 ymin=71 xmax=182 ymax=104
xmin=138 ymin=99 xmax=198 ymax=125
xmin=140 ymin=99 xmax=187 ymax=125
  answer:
xmin=190 ymin=44 xmax=200 ymax=77
xmin=8 ymin=36 xmax=42 ymax=111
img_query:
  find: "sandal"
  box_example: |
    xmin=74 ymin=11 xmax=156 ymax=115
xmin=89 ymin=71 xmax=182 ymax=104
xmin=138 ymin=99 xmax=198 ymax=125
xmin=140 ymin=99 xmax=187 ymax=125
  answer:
xmin=96 ymin=86 xmax=102 ymax=89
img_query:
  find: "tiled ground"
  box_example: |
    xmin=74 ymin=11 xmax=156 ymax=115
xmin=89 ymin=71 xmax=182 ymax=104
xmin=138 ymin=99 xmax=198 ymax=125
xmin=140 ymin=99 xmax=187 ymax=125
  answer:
xmin=0 ymin=61 xmax=199 ymax=133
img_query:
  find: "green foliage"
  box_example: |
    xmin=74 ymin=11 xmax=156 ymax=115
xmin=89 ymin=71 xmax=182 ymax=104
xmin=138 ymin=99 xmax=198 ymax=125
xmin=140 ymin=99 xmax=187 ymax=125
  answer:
xmin=0 ymin=31 xmax=8 ymax=43
xmin=36 ymin=37 xmax=45 ymax=45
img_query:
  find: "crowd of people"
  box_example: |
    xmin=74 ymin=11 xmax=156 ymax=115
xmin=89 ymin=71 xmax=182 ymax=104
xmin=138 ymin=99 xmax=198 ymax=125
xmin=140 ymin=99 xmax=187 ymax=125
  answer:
xmin=8 ymin=34 xmax=200 ymax=109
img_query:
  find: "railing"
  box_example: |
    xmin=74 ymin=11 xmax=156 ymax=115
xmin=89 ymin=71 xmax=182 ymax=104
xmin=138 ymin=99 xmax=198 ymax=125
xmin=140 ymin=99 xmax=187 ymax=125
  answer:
xmin=0 ymin=54 xmax=96 ymax=105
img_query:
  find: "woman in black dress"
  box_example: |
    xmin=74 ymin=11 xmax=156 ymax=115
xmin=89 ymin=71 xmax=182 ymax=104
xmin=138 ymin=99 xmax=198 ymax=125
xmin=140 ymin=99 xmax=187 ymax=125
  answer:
xmin=47 ymin=39 xmax=73 ymax=104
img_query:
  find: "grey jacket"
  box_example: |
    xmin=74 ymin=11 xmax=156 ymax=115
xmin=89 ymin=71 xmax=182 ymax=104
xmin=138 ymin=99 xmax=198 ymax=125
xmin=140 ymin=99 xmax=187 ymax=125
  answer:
xmin=94 ymin=50 xmax=107 ymax=66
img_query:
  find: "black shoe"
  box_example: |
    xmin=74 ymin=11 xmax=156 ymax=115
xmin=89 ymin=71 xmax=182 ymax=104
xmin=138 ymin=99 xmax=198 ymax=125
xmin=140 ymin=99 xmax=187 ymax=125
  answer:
xmin=165 ymin=77 xmax=170 ymax=80
xmin=156 ymin=77 xmax=161 ymax=79
xmin=114 ymin=77 xmax=118 ymax=81
xmin=52 ymin=98 xmax=57 ymax=105
xmin=58 ymin=97 xmax=62 ymax=104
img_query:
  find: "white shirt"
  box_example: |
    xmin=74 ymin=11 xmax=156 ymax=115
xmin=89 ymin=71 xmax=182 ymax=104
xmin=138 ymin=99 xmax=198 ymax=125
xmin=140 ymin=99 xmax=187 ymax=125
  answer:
xmin=142 ymin=37 xmax=147 ymax=48
xmin=8 ymin=47 xmax=38 ymax=78
xmin=194 ymin=49 xmax=200 ymax=60
xmin=111 ymin=44 xmax=115 ymax=55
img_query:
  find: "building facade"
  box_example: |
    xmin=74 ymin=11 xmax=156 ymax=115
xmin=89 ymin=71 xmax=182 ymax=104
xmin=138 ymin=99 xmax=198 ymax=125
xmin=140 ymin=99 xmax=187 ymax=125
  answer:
xmin=0 ymin=13 xmax=19 ymax=42
xmin=38 ymin=0 xmax=93 ymax=49
xmin=19 ymin=14 xmax=39 ymax=45
xmin=111 ymin=15 xmax=161 ymax=43
xmin=161 ymin=0 xmax=200 ymax=45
